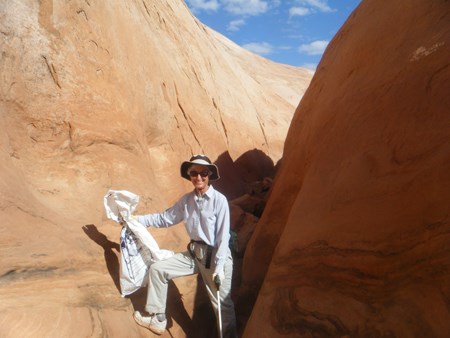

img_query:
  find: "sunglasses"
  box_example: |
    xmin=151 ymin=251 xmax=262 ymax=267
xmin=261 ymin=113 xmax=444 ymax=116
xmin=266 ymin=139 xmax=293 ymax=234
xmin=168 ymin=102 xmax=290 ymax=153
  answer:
xmin=189 ymin=170 xmax=210 ymax=178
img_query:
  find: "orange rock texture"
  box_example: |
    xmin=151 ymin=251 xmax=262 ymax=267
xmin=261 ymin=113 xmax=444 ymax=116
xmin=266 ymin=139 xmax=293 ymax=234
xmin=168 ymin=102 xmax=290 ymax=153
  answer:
xmin=0 ymin=0 xmax=311 ymax=337
xmin=242 ymin=1 xmax=450 ymax=337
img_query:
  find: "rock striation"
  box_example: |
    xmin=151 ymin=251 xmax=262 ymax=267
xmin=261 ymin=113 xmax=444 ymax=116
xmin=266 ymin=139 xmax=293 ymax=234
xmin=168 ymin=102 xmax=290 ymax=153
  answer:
xmin=242 ymin=0 xmax=450 ymax=337
xmin=0 ymin=0 xmax=311 ymax=337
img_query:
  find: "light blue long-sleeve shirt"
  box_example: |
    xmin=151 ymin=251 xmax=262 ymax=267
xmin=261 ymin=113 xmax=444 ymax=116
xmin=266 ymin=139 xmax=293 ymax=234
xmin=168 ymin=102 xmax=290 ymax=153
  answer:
xmin=137 ymin=185 xmax=230 ymax=274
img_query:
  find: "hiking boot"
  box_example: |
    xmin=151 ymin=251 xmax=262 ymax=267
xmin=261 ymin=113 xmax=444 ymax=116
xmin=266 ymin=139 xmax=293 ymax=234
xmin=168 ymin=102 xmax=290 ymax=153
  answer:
xmin=133 ymin=311 xmax=166 ymax=335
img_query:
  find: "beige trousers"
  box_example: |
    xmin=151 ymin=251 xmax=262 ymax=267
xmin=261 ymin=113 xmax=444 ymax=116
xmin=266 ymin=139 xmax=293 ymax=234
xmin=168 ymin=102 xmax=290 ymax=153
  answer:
xmin=146 ymin=248 xmax=237 ymax=337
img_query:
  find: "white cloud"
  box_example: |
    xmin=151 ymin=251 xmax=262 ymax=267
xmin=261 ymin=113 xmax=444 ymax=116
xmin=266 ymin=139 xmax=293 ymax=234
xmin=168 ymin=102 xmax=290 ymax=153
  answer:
xmin=223 ymin=0 xmax=269 ymax=16
xmin=289 ymin=6 xmax=310 ymax=17
xmin=227 ymin=19 xmax=246 ymax=31
xmin=298 ymin=40 xmax=329 ymax=55
xmin=242 ymin=42 xmax=273 ymax=56
xmin=272 ymin=0 xmax=282 ymax=7
xmin=187 ymin=0 xmax=281 ymax=16
xmin=186 ymin=0 xmax=220 ymax=12
xmin=298 ymin=0 xmax=335 ymax=13
xmin=279 ymin=45 xmax=293 ymax=51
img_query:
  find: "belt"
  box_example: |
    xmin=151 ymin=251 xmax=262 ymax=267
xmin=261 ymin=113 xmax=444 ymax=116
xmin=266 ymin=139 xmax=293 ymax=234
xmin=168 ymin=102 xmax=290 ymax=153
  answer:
xmin=187 ymin=239 xmax=213 ymax=269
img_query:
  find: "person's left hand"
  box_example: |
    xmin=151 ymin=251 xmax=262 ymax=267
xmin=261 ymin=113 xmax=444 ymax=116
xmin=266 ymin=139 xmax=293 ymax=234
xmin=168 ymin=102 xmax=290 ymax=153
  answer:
xmin=212 ymin=270 xmax=225 ymax=287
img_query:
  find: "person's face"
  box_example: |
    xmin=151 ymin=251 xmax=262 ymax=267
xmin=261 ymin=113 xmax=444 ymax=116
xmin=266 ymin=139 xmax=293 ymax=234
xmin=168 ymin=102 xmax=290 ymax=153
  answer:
xmin=188 ymin=164 xmax=210 ymax=193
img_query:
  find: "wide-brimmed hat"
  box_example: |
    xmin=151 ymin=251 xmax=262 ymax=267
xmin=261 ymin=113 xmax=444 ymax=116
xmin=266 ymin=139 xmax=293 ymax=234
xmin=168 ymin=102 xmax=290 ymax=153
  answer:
xmin=180 ymin=154 xmax=220 ymax=181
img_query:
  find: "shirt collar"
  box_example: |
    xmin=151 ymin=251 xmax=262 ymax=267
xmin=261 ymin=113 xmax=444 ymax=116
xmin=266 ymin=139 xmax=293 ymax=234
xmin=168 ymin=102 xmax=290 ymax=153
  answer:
xmin=204 ymin=185 xmax=215 ymax=199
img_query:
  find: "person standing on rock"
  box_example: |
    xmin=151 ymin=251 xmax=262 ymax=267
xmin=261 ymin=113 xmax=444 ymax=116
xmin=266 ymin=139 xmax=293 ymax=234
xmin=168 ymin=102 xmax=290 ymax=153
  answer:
xmin=133 ymin=154 xmax=237 ymax=337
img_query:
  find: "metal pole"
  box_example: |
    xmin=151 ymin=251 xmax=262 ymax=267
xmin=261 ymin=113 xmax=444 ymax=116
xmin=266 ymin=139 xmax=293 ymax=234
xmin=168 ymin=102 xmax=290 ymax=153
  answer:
xmin=214 ymin=275 xmax=223 ymax=338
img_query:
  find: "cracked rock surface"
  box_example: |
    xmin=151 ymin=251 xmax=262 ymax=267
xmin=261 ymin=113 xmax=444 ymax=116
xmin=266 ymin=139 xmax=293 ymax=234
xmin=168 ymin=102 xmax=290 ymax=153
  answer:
xmin=0 ymin=0 xmax=311 ymax=337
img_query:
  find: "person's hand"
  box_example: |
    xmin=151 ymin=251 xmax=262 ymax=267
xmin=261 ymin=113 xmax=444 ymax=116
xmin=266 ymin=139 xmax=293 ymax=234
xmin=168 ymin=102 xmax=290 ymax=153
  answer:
xmin=212 ymin=270 xmax=225 ymax=288
xmin=118 ymin=214 xmax=138 ymax=224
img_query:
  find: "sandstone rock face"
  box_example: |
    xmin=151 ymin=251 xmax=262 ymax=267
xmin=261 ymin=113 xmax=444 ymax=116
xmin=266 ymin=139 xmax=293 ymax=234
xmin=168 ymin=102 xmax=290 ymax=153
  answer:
xmin=0 ymin=0 xmax=311 ymax=337
xmin=242 ymin=0 xmax=450 ymax=337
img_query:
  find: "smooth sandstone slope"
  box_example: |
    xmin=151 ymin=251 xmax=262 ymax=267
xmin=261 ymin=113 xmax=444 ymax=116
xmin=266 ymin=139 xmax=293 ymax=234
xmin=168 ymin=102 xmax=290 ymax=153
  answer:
xmin=0 ymin=0 xmax=311 ymax=337
xmin=243 ymin=0 xmax=450 ymax=337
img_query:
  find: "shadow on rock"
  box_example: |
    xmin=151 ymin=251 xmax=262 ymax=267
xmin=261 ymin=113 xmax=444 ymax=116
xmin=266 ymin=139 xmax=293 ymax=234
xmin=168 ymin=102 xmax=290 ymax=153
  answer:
xmin=82 ymin=224 xmax=121 ymax=293
xmin=190 ymin=274 xmax=217 ymax=338
xmin=214 ymin=149 xmax=279 ymax=337
xmin=166 ymin=280 xmax=192 ymax=336
xmin=214 ymin=149 xmax=277 ymax=201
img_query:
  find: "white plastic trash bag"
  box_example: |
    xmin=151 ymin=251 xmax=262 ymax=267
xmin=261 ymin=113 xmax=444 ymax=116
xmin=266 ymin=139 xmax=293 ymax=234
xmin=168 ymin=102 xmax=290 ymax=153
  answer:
xmin=104 ymin=189 xmax=139 ymax=222
xmin=104 ymin=190 xmax=174 ymax=296
xmin=119 ymin=225 xmax=153 ymax=296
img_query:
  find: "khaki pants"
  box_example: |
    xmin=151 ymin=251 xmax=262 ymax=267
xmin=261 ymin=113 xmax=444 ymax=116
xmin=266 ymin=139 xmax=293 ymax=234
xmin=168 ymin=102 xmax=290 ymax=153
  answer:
xmin=146 ymin=247 xmax=237 ymax=337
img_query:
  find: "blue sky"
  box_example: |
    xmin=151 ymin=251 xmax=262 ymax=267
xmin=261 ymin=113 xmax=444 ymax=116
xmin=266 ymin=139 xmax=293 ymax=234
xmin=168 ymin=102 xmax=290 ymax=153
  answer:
xmin=185 ymin=0 xmax=361 ymax=70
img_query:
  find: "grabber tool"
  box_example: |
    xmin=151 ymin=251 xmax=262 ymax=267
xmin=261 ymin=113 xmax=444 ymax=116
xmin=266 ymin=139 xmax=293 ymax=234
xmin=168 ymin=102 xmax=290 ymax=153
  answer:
xmin=214 ymin=274 xmax=223 ymax=338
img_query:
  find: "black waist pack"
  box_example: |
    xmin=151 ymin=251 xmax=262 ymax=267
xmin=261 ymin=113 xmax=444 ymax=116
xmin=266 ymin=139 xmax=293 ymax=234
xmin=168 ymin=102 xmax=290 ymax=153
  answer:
xmin=188 ymin=239 xmax=213 ymax=269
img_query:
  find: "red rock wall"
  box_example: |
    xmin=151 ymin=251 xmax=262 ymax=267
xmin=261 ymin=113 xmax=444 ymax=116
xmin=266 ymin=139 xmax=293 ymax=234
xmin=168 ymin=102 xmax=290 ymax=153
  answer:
xmin=243 ymin=0 xmax=450 ymax=336
xmin=0 ymin=0 xmax=311 ymax=337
